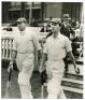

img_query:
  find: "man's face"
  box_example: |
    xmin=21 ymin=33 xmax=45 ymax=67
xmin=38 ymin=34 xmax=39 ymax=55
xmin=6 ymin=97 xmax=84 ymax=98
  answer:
xmin=63 ymin=18 xmax=70 ymax=25
xmin=51 ymin=22 xmax=60 ymax=34
xmin=17 ymin=22 xmax=26 ymax=31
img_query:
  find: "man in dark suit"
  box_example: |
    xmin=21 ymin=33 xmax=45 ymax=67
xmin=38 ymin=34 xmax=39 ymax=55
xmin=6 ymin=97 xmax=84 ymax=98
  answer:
xmin=60 ymin=14 xmax=74 ymax=39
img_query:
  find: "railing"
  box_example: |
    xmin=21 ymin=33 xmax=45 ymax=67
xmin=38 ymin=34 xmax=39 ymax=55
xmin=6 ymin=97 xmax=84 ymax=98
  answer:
xmin=1 ymin=37 xmax=83 ymax=60
xmin=1 ymin=37 xmax=14 ymax=60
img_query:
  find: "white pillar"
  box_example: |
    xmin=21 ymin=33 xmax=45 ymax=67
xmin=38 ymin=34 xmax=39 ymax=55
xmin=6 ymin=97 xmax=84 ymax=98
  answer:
xmin=80 ymin=4 xmax=84 ymax=37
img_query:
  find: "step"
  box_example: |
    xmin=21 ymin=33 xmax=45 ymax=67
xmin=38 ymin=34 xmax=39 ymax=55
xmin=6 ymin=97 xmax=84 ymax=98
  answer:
xmin=62 ymin=78 xmax=83 ymax=84
xmin=61 ymin=80 xmax=83 ymax=89
xmin=64 ymin=73 xmax=83 ymax=81
xmin=64 ymin=90 xmax=83 ymax=99
xmin=76 ymin=58 xmax=83 ymax=65
xmin=62 ymin=86 xmax=83 ymax=94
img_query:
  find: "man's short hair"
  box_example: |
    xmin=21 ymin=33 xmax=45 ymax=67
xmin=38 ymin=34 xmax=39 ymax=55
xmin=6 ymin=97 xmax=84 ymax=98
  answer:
xmin=51 ymin=18 xmax=62 ymax=27
xmin=63 ymin=14 xmax=70 ymax=18
xmin=16 ymin=17 xmax=27 ymax=24
xmin=62 ymin=14 xmax=71 ymax=22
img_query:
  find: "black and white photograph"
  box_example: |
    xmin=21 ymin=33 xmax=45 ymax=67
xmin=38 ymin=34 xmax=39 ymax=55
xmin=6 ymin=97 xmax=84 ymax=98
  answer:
xmin=1 ymin=1 xmax=84 ymax=99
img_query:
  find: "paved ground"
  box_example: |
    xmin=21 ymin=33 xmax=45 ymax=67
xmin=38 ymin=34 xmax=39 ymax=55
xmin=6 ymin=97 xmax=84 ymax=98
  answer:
xmin=1 ymin=68 xmax=43 ymax=98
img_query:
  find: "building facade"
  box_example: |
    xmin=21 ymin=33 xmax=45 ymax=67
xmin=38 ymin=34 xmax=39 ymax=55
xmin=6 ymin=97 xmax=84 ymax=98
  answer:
xmin=2 ymin=2 xmax=83 ymax=24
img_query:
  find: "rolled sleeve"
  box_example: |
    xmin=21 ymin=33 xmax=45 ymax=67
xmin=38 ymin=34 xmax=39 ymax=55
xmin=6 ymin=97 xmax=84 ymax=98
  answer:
xmin=65 ymin=38 xmax=72 ymax=52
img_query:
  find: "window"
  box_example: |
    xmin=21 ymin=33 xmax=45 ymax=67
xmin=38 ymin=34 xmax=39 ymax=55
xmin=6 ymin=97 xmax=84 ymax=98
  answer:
xmin=11 ymin=2 xmax=21 ymax=9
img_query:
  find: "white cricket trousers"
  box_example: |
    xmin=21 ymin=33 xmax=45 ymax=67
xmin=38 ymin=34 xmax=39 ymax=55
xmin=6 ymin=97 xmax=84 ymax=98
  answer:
xmin=16 ymin=53 xmax=34 ymax=98
xmin=18 ymin=70 xmax=33 ymax=98
xmin=46 ymin=60 xmax=66 ymax=99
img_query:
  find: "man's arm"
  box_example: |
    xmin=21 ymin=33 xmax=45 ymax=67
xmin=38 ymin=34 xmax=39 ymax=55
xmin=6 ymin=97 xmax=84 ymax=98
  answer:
xmin=39 ymin=53 xmax=47 ymax=72
xmin=65 ymin=37 xmax=80 ymax=74
xmin=10 ymin=50 xmax=17 ymax=63
xmin=67 ymin=51 xmax=76 ymax=69
xmin=67 ymin=51 xmax=80 ymax=74
xmin=7 ymin=50 xmax=17 ymax=72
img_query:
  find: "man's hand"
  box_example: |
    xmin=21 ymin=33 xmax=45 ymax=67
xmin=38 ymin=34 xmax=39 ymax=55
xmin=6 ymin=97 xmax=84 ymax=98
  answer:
xmin=39 ymin=65 xmax=45 ymax=73
xmin=75 ymin=67 xmax=80 ymax=74
xmin=7 ymin=61 xmax=13 ymax=73
xmin=39 ymin=53 xmax=47 ymax=73
xmin=73 ymin=60 xmax=80 ymax=74
xmin=67 ymin=52 xmax=80 ymax=74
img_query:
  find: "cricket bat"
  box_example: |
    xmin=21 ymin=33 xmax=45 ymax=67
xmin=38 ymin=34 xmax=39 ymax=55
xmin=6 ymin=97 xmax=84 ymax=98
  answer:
xmin=4 ymin=65 xmax=13 ymax=98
